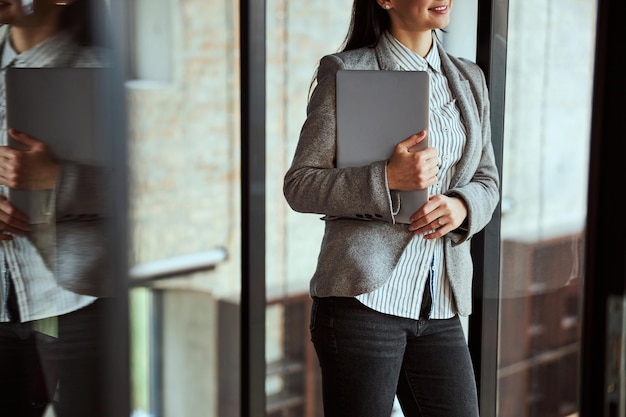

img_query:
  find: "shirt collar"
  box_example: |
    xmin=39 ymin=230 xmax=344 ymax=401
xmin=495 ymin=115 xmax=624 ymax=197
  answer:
xmin=1 ymin=30 xmax=76 ymax=69
xmin=1 ymin=36 xmax=17 ymax=69
xmin=383 ymin=31 xmax=442 ymax=73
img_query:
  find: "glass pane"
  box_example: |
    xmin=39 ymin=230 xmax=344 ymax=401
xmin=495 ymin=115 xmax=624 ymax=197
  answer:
xmin=0 ymin=1 xmax=128 ymax=416
xmin=271 ymin=1 xmax=489 ymax=416
xmin=126 ymin=0 xmax=240 ymax=416
xmin=266 ymin=1 xmax=353 ymax=416
xmin=498 ymin=0 xmax=597 ymax=416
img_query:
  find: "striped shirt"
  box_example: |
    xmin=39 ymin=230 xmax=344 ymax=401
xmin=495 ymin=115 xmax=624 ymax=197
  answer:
xmin=356 ymin=32 xmax=467 ymax=320
xmin=0 ymin=28 xmax=98 ymax=322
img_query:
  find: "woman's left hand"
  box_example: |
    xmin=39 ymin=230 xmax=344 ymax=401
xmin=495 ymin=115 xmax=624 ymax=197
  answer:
xmin=0 ymin=128 xmax=59 ymax=190
xmin=407 ymin=194 xmax=468 ymax=239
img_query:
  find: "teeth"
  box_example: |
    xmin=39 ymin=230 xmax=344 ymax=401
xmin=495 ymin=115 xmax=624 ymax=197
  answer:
xmin=433 ymin=6 xmax=447 ymax=10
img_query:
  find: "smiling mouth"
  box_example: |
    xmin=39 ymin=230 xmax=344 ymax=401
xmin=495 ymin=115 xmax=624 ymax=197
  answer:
xmin=430 ymin=5 xmax=449 ymax=12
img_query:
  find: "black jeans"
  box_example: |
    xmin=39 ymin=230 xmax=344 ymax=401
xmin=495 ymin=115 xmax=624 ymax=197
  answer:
xmin=310 ymin=297 xmax=479 ymax=417
xmin=0 ymin=298 xmax=108 ymax=417
xmin=0 ymin=321 xmax=51 ymax=417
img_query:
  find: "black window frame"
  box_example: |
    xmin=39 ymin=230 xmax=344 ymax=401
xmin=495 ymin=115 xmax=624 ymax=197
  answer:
xmin=580 ymin=0 xmax=626 ymax=415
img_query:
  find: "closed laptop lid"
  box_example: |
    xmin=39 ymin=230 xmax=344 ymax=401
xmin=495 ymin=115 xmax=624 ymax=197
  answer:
xmin=4 ymin=67 xmax=110 ymax=223
xmin=335 ymin=69 xmax=429 ymax=223
xmin=5 ymin=67 xmax=109 ymax=165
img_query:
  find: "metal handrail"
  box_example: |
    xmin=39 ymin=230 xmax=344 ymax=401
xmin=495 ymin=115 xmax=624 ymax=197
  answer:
xmin=129 ymin=247 xmax=228 ymax=287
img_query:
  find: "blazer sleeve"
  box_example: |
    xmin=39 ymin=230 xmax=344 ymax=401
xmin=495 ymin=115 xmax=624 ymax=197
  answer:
xmin=55 ymin=47 xmax=112 ymax=222
xmin=283 ymin=54 xmax=400 ymax=223
xmin=54 ymin=161 xmax=109 ymax=221
xmin=446 ymin=62 xmax=500 ymax=244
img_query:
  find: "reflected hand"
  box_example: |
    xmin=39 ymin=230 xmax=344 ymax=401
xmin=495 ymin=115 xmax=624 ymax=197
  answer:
xmin=0 ymin=195 xmax=31 ymax=240
xmin=0 ymin=128 xmax=59 ymax=190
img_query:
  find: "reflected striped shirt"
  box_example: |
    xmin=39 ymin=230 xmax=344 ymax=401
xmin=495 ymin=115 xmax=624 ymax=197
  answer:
xmin=0 ymin=29 xmax=98 ymax=322
xmin=356 ymin=32 xmax=467 ymax=320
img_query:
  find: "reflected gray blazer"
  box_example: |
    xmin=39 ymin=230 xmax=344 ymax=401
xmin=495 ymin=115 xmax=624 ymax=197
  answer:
xmin=283 ymin=38 xmax=500 ymax=316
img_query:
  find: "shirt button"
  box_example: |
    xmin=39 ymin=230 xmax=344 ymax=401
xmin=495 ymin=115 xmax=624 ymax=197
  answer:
xmin=443 ymin=126 xmax=450 ymax=133
xmin=443 ymin=155 xmax=450 ymax=162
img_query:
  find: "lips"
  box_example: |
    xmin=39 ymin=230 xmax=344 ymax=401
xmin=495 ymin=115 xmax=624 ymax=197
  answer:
xmin=430 ymin=4 xmax=449 ymax=12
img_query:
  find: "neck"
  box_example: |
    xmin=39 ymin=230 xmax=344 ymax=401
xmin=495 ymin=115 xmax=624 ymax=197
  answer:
xmin=388 ymin=29 xmax=434 ymax=58
xmin=9 ymin=19 xmax=61 ymax=54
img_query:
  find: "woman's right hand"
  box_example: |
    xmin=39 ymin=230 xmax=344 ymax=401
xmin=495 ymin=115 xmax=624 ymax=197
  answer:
xmin=386 ymin=131 xmax=439 ymax=191
xmin=0 ymin=195 xmax=31 ymax=240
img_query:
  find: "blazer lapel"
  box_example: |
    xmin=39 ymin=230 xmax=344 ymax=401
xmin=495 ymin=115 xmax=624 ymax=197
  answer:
xmin=375 ymin=38 xmax=401 ymax=71
xmin=438 ymin=46 xmax=482 ymax=186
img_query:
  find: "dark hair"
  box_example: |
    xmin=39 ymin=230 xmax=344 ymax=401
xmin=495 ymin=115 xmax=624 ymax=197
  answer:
xmin=339 ymin=0 xmax=390 ymax=52
xmin=339 ymin=0 xmax=445 ymax=52
xmin=308 ymin=0 xmax=388 ymax=96
xmin=308 ymin=0 xmax=444 ymax=98
xmin=59 ymin=0 xmax=108 ymax=46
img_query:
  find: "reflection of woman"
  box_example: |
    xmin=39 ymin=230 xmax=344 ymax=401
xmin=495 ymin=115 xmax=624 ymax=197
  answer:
xmin=0 ymin=1 xmax=111 ymax=416
xmin=284 ymin=1 xmax=500 ymax=416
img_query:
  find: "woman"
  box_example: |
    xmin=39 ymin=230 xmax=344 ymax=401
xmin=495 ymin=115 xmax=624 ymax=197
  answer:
xmin=283 ymin=1 xmax=500 ymax=416
xmin=0 ymin=1 xmax=111 ymax=416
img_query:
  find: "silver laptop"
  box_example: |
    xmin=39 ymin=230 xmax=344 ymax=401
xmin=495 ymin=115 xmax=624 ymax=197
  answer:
xmin=336 ymin=69 xmax=429 ymax=224
xmin=4 ymin=67 xmax=110 ymax=223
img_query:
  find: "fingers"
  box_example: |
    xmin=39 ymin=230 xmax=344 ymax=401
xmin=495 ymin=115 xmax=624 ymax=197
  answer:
xmin=0 ymin=159 xmax=22 ymax=189
xmin=388 ymin=132 xmax=439 ymax=191
xmin=0 ymin=132 xmax=58 ymax=189
xmin=408 ymin=213 xmax=450 ymax=238
xmin=0 ymin=223 xmax=31 ymax=240
xmin=0 ymin=144 xmax=18 ymax=163
xmin=397 ymin=130 xmax=427 ymax=152
xmin=407 ymin=194 xmax=465 ymax=238
xmin=423 ymin=217 xmax=451 ymax=240
xmin=0 ymin=219 xmax=32 ymax=237
xmin=0 ymin=197 xmax=32 ymax=237
xmin=8 ymin=128 xmax=41 ymax=149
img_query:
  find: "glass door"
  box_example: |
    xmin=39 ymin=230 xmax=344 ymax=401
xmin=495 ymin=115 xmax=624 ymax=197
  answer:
xmin=125 ymin=0 xmax=242 ymax=416
xmin=265 ymin=2 xmax=353 ymax=415
xmin=496 ymin=0 xmax=598 ymax=416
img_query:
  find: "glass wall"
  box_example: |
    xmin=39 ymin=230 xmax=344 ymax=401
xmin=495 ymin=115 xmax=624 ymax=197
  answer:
xmin=126 ymin=0 xmax=240 ymax=416
xmin=0 ymin=1 xmax=130 ymax=416
xmin=265 ymin=2 xmax=353 ymax=415
xmin=497 ymin=0 xmax=597 ymax=416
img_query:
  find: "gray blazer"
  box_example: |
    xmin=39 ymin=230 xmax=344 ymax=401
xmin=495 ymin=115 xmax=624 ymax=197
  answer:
xmin=283 ymin=38 xmax=500 ymax=316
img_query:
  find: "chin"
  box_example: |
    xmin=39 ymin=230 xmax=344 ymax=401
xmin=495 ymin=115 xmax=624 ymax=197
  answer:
xmin=435 ymin=17 xmax=451 ymax=29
